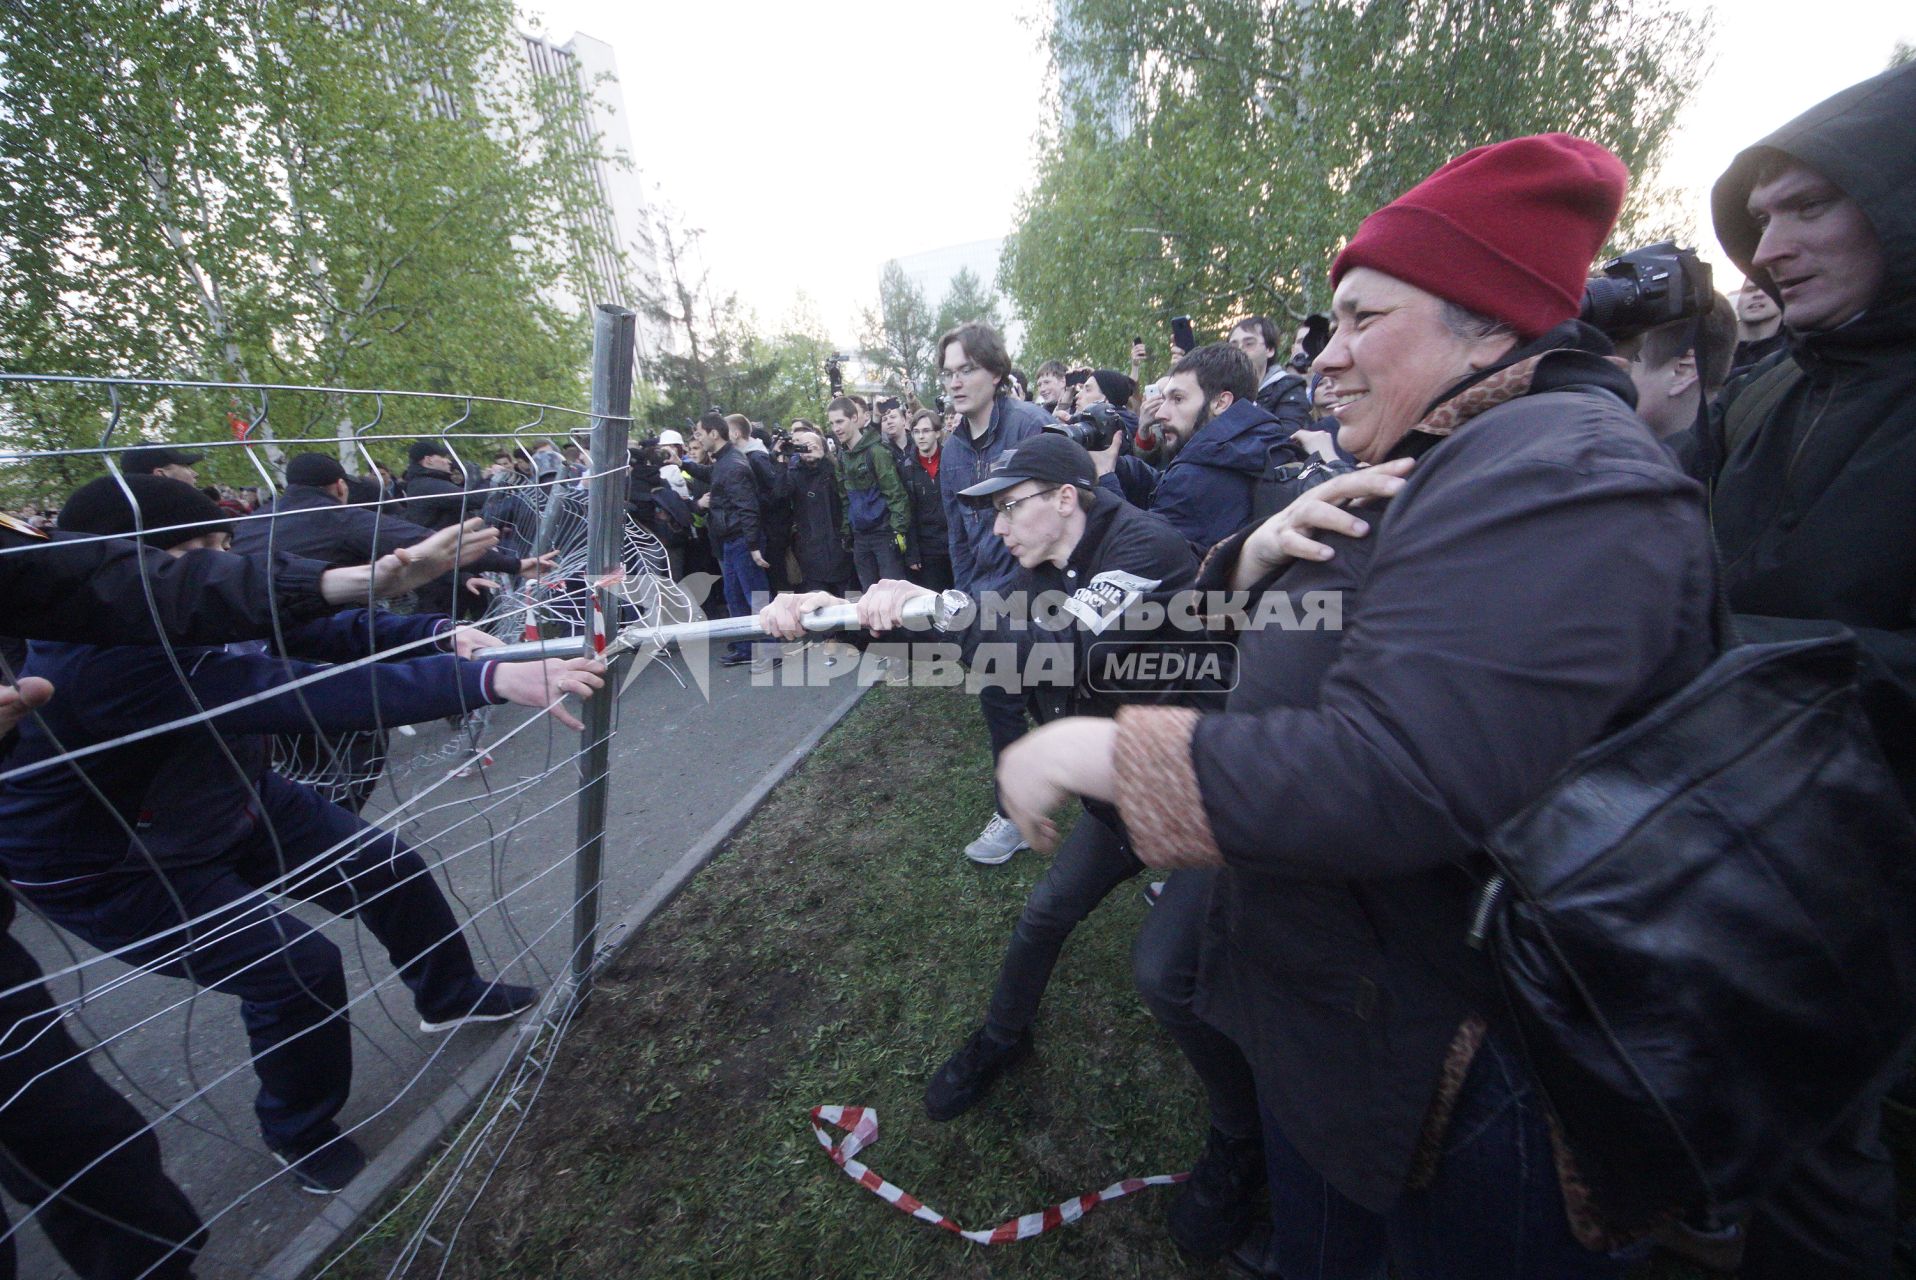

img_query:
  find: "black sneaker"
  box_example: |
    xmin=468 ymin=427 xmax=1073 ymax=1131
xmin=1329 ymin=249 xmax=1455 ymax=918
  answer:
xmin=1168 ymin=1126 xmax=1266 ymax=1260
xmin=718 ymin=650 xmax=753 ymax=668
xmin=419 ymin=979 xmax=538 ymax=1033
xmin=271 ymin=1134 xmax=367 ymax=1195
xmin=923 ymin=1025 xmax=1032 ymax=1122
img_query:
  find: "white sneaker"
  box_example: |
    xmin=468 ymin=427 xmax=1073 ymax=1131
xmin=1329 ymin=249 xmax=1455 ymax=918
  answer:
xmin=964 ymin=813 xmax=1027 ymax=865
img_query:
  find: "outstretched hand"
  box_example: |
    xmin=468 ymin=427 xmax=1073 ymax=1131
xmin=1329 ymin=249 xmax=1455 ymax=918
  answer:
xmin=491 ymin=657 xmax=606 ymax=731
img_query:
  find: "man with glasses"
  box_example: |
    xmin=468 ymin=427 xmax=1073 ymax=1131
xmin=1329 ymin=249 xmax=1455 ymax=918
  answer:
xmin=934 ymin=323 xmax=1055 ymax=864
xmin=758 ymin=433 xmax=1194 ymax=1119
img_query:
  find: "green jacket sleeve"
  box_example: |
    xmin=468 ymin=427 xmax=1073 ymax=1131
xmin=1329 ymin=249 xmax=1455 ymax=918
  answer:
xmin=874 ymin=446 xmax=913 ymax=540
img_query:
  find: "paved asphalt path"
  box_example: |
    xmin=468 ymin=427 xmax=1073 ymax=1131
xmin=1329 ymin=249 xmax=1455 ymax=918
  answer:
xmin=10 ymin=643 xmax=873 ymax=1278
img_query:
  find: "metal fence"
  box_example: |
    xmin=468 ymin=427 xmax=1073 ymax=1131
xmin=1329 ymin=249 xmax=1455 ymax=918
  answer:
xmin=0 ymin=304 xmax=713 ymax=1276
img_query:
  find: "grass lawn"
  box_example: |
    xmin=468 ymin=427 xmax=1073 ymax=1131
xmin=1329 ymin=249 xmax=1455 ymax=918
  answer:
xmin=326 ymin=684 xmax=1742 ymax=1279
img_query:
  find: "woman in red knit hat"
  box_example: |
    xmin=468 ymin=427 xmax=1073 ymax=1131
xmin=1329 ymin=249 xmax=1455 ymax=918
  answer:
xmin=994 ymin=135 xmax=1721 ymax=1275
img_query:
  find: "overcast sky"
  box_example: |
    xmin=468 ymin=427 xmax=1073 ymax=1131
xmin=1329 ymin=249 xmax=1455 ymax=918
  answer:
xmin=523 ymin=1 xmax=1913 ymax=347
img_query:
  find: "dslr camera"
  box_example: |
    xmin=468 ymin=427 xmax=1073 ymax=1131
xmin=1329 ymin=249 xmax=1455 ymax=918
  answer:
xmin=1580 ymin=241 xmax=1713 ymax=340
xmin=1044 ymin=401 xmax=1127 ymax=452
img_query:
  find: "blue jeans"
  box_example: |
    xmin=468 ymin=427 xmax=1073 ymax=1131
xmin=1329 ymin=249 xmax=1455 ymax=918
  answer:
xmin=719 ymin=536 xmax=772 ymax=659
xmin=1257 ymin=1032 xmax=1634 ymax=1279
xmin=20 ymin=774 xmax=480 ymax=1150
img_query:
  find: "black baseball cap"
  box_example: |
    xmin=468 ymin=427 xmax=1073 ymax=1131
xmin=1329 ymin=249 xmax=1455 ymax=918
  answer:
xmin=958 ymin=434 xmax=1097 ymax=503
xmin=286 ymin=452 xmax=349 ymax=487
xmin=122 ymin=445 xmax=205 ymax=474
xmin=59 ymin=474 xmax=233 ymax=550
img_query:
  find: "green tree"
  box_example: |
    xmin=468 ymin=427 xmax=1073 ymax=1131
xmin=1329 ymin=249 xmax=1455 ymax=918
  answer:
xmin=860 ymin=260 xmax=938 ymax=397
xmin=1002 ymin=0 xmax=1709 ymax=365
xmin=637 ymin=209 xmax=787 ymax=431
xmin=932 ymin=266 xmax=1005 ymax=340
xmin=0 ymin=0 xmax=609 ymax=498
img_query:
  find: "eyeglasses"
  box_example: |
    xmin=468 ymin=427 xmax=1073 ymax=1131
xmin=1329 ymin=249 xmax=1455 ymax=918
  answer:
xmin=939 ymin=363 xmax=982 ymax=385
xmin=993 ymin=486 xmax=1059 ymax=518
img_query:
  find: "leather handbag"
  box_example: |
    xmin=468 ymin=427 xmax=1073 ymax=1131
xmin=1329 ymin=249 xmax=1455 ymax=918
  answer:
xmin=1470 ymin=627 xmax=1916 ymax=1223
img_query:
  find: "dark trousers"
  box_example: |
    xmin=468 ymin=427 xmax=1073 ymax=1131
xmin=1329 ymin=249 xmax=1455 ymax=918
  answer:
xmin=718 ymin=536 xmax=772 ymax=660
xmin=1133 ymin=869 xmax=1261 ymax=1139
xmin=0 ymin=933 xmax=205 ymax=1280
xmin=909 ymin=551 xmax=954 ymax=593
xmin=850 ymin=527 xmax=907 ymax=591
xmin=21 ymin=774 xmax=480 ymax=1151
xmin=983 ymin=808 xmax=1140 ymax=1037
xmin=977 ymin=682 xmax=1029 ymax=817
xmin=1250 ymin=1033 xmax=1633 ymax=1279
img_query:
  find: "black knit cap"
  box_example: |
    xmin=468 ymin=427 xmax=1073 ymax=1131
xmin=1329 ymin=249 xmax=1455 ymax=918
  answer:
xmin=408 ymin=438 xmax=454 ymax=464
xmin=59 ymin=474 xmax=234 ymax=549
xmin=286 ymin=452 xmax=349 ymax=487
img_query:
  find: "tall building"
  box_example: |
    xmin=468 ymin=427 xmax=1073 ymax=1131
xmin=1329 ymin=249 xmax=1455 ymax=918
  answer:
xmin=517 ymin=30 xmax=668 ymax=362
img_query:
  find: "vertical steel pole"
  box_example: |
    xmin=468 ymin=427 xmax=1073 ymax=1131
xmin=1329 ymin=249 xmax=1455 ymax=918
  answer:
xmin=570 ymin=304 xmax=635 ymax=987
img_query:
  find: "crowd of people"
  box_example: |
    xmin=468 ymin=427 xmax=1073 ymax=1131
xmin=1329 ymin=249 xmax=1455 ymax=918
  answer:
xmin=0 ymin=55 xmax=1911 ymax=1280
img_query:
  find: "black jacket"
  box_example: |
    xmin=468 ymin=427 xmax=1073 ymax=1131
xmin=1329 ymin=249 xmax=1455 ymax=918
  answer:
xmin=1707 ymin=59 xmax=1916 ymax=800
xmin=900 ymin=449 xmax=947 ymax=563
xmin=1162 ymin=337 xmax=1715 ymax=1214
xmin=1 ymin=524 xmax=332 ymax=645
xmin=957 ymin=495 xmax=1196 ymax=726
xmin=1252 ymin=367 xmax=1314 ymax=432
xmin=704 ymin=443 xmax=763 ymax=551
xmin=396 ymin=464 xmax=473 ymax=529
xmin=234 ymin=484 xmax=518 ymax=574
xmin=788 ymin=457 xmax=852 ymax=588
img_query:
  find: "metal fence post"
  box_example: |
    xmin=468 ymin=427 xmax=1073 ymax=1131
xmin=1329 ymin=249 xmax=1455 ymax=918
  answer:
xmin=570 ymin=304 xmax=635 ymax=987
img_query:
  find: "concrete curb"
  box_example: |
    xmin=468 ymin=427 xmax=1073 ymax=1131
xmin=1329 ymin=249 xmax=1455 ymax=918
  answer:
xmin=262 ymin=678 xmax=874 ymax=1280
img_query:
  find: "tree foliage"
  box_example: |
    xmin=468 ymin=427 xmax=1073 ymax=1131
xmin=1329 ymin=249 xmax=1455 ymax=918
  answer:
xmin=1001 ymin=0 xmax=1710 ymax=366
xmin=0 ymin=0 xmax=611 ymax=497
xmin=860 ymin=260 xmax=937 ymax=396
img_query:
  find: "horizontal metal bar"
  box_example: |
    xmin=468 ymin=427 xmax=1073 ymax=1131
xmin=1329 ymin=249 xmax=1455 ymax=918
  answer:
xmin=484 ymin=589 xmax=971 ymax=663
xmin=0 ymin=371 xmax=610 ymax=420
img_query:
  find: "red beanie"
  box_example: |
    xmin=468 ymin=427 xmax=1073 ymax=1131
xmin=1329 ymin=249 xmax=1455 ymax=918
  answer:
xmin=1329 ymin=134 xmax=1628 ymax=339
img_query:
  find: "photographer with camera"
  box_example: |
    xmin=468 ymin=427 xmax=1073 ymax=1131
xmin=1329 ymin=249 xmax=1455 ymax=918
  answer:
xmin=1116 ymin=343 xmax=1292 ymax=554
xmin=1619 ymin=293 xmax=1736 ymax=441
xmin=757 ymin=433 xmax=1196 ymax=1123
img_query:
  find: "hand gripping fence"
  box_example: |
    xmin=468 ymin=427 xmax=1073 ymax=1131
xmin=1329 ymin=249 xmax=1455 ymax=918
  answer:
xmin=808 ymin=1106 xmax=1189 ymax=1244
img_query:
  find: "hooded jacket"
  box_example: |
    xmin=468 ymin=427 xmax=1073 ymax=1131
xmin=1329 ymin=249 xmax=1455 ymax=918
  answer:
xmin=1149 ymin=398 xmax=1290 ymax=553
xmin=1707 ymin=60 xmax=1916 ymax=798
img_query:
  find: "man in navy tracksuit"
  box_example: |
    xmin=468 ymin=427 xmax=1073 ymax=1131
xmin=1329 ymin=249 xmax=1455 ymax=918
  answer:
xmin=0 ymin=478 xmax=602 ymax=1193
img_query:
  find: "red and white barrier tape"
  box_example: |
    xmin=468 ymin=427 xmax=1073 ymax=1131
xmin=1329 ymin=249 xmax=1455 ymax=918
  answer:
xmin=808 ymin=1105 xmax=1188 ymax=1245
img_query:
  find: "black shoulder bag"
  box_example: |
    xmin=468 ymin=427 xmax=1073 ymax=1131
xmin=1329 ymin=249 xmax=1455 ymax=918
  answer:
xmin=1470 ymin=594 xmax=1916 ymax=1225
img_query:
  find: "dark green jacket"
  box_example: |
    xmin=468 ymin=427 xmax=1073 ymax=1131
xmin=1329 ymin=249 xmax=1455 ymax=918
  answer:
xmin=835 ymin=427 xmax=913 ymax=545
